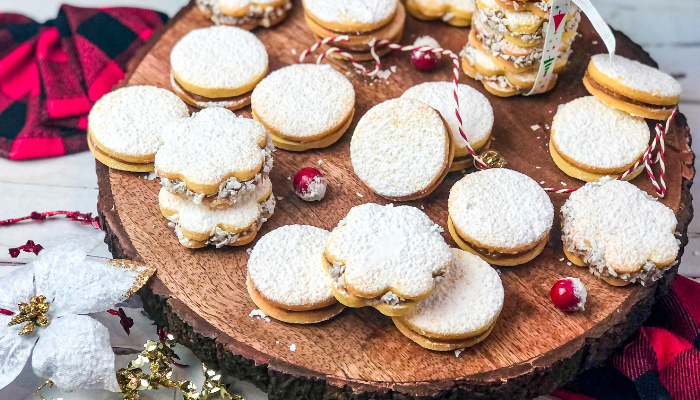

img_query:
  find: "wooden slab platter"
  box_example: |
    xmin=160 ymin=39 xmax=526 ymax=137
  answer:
xmin=97 ymin=1 xmax=695 ymax=399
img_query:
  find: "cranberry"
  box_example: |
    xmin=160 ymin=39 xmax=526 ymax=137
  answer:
xmin=411 ymin=50 xmax=439 ymax=71
xmin=293 ymin=168 xmax=327 ymax=202
xmin=550 ymin=277 xmax=587 ymax=312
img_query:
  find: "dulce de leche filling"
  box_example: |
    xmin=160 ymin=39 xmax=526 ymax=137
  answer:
xmin=585 ymin=72 xmax=675 ymax=111
xmin=171 ymin=74 xmax=251 ymax=103
xmin=89 ymin=134 xmax=152 ymax=166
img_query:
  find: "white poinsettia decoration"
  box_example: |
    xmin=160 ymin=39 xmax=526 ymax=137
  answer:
xmin=0 ymin=234 xmax=154 ymax=392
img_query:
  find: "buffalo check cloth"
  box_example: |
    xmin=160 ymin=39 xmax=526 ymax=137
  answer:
xmin=0 ymin=6 xmax=166 ymax=160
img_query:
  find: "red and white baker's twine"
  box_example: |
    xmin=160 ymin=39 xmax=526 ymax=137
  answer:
xmin=298 ymin=37 xmax=675 ymax=197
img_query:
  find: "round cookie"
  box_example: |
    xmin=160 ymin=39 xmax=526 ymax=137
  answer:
xmin=88 ymin=86 xmax=189 ymax=172
xmin=401 ymin=82 xmax=493 ymax=171
xmin=155 ymin=107 xmax=273 ymax=207
xmin=196 ymin=0 xmax=292 ymax=29
xmin=550 ymin=96 xmax=650 ymax=182
xmin=350 ymin=98 xmax=454 ymax=201
xmin=448 ymin=168 xmax=554 ymax=266
xmin=303 ymin=0 xmax=405 ymax=61
xmin=393 ymin=249 xmax=504 ymax=351
xmin=246 ymin=225 xmax=345 ymax=323
xmin=251 ymin=64 xmax=355 ymax=151
xmin=324 ymin=203 xmax=452 ymax=317
xmin=561 ymin=177 xmax=678 ymax=286
xmin=584 ymin=54 xmax=681 ymax=120
xmin=302 ymin=0 xmax=398 ymax=32
xmin=159 ymin=177 xmax=275 ymax=248
xmin=405 ymin=0 xmax=475 ymax=27
xmin=170 ymin=26 xmax=268 ymax=110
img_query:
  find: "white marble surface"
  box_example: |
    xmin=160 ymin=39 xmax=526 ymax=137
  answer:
xmin=0 ymin=1 xmax=697 ymax=399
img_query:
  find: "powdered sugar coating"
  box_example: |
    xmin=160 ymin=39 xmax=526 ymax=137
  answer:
xmin=303 ymin=0 xmax=398 ymax=26
xmin=88 ymin=86 xmax=189 ymax=157
xmin=562 ymin=178 xmax=678 ymax=281
xmin=155 ymin=108 xmax=270 ymax=187
xmin=251 ymin=64 xmax=355 ymax=140
xmin=449 ymin=168 xmax=554 ymax=249
xmin=170 ymin=26 xmax=268 ymax=91
xmin=248 ymin=225 xmax=334 ymax=307
xmin=326 ymin=203 xmax=452 ymax=298
xmin=551 ymin=97 xmax=649 ymax=169
xmin=400 ymin=249 xmax=503 ymax=336
xmin=159 ymin=177 xmax=271 ymax=234
xmin=350 ymin=98 xmax=448 ymax=198
xmin=401 ymin=82 xmax=493 ymax=149
xmin=591 ymin=54 xmax=681 ymax=98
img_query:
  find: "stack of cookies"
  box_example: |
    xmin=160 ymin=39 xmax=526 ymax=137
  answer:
xmin=460 ymin=0 xmax=580 ymax=96
xmin=156 ymin=107 xmax=276 ymax=248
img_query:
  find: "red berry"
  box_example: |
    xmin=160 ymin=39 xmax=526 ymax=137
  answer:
xmin=293 ymin=168 xmax=327 ymax=202
xmin=550 ymin=277 xmax=587 ymax=312
xmin=411 ymin=50 xmax=439 ymax=71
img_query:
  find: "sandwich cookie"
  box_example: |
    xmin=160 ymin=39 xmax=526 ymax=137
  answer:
xmin=159 ymin=176 xmax=275 ymax=248
xmin=401 ymin=82 xmax=493 ymax=171
xmin=550 ymin=96 xmax=650 ymax=182
xmin=324 ymin=203 xmax=452 ymax=317
xmin=448 ymin=168 xmax=554 ymax=266
xmin=170 ymin=26 xmax=268 ymax=111
xmin=246 ymin=225 xmax=345 ymax=323
xmin=405 ymin=0 xmax=476 ymax=27
xmin=583 ymin=54 xmax=681 ymax=120
xmin=251 ymin=64 xmax=355 ymax=152
xmin=88 ymin=86 xmax=189 ymax=172
xmin=393 ymin=249 xmax=504 ymax=351
xmin=561 ymin=178 xmax=678 ymax=286
xmin=350 ymin=98 xmax=454 ymax=201
xmin=302 ymin=0 xmax=405 ymax=61
xmin=196 ymin=0 xmax=292 ymax=29
xmin=155 ymin=107 xmax=273 ymax=207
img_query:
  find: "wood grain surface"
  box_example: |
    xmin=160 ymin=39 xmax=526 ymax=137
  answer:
xmin=97 ymin=1 xmax=695 ymax=398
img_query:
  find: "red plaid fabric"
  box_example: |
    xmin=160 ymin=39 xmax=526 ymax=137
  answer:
xmin=554 ymin=275 xmax=700 ymax=400
xmin=0 ymin=6 xmax=167 ymax=160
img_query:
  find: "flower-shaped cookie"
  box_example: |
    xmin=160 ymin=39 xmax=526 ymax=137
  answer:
xmin=0 ymin=234 xmax=154 ymax=392
xmin=155 ymin=107 xmax=273 ymax=205
xmin=325 ymin=203 xmax=452 ymax=316
xmin=561 ymin=178 xmax=678 ymax=286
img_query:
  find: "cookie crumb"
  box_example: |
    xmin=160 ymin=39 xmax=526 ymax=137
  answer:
xmin=535 ymin=166 xmax=541 ymax=169
xmin=249 ymin=309 xmax=270 ymax=322
xmin=143 ymin=171 xmax=157 ymax=180
xmin=531 ymin=124 xmax=540 ymax=131
xmin=287 ymin=176 xmax=291 ymax=180
xmin=289 ymin=344 xmax=296 ymax=352
xmin=276 ymin=341 xmax=279 ymax=344
xmin=454 ymin=349 xmax=463 ymax=357
xmin=561 ymin=182 xmax=567 ymax=186
xmin=318 ymin=160 xmax=323 ymax=165
xmin=357 ymin=192 xmax=364 ymax=198
xmin=152 ymin=224 xmax=156 ymax=228
xmin=390 ymin=66 xmax=397 ymax=73
xmin=276 ymin=196 xmax=284 ymax=201
xmin=592 ymin=40 xmax=598 ymax=45
xmin=246 ymin=248 xmax=253 ymax=255
xmin=540 ymin=181 xmax=545 ymax=184
xmin=420 ymin=205 xmax=424 ymax=210
xmin=545 ymin=124 xmax=550 ymax=130
xmin=559 ymin=258 xmax=565 ymax=262
xmin=291 ymin=48 xmax=297 ymax=55
xmin=567 ymin=262 xmax=573 ymax=266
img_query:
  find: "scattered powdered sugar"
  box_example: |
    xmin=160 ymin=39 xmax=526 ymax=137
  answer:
xmin=252 ymin=64 xmax=354 ymax=140
xmin=399 ymin=249 xmax=504 ymax=337
xmin=591 ymin=54 xmax=681 ymax=98
xmin=402 ymin=82 xmax=493 ymax=150
xmin=561 ymin=178 xmax=678 ymax=283
xmin=249 ymin=309 xmax=270 ymax=322
xmin=88 ymin=86 xmax=188 ymax=157
xmin=247 ymin=225 xmax=334 ymax=307
xmin=159 ymin=178 xmax=272 ymax=237
xmin=289 ymin=344 xmax=296 ymax=352
xmin=449 ymin=168 xmax=554 ymax=250
xmin=303 ymin=0 xmax=398 ymax=27
xmin=350 ymin=98 xmax=448 ymax=198
xmin=170 ymin=26 xmax=268 ymax=91
xmin=326 ymin=203 xmax=452 ymax=299
xmin=155 ymin=108 xmax=270 ymax=187
xmin=551 ymin=96 xmax=649 ymax=169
